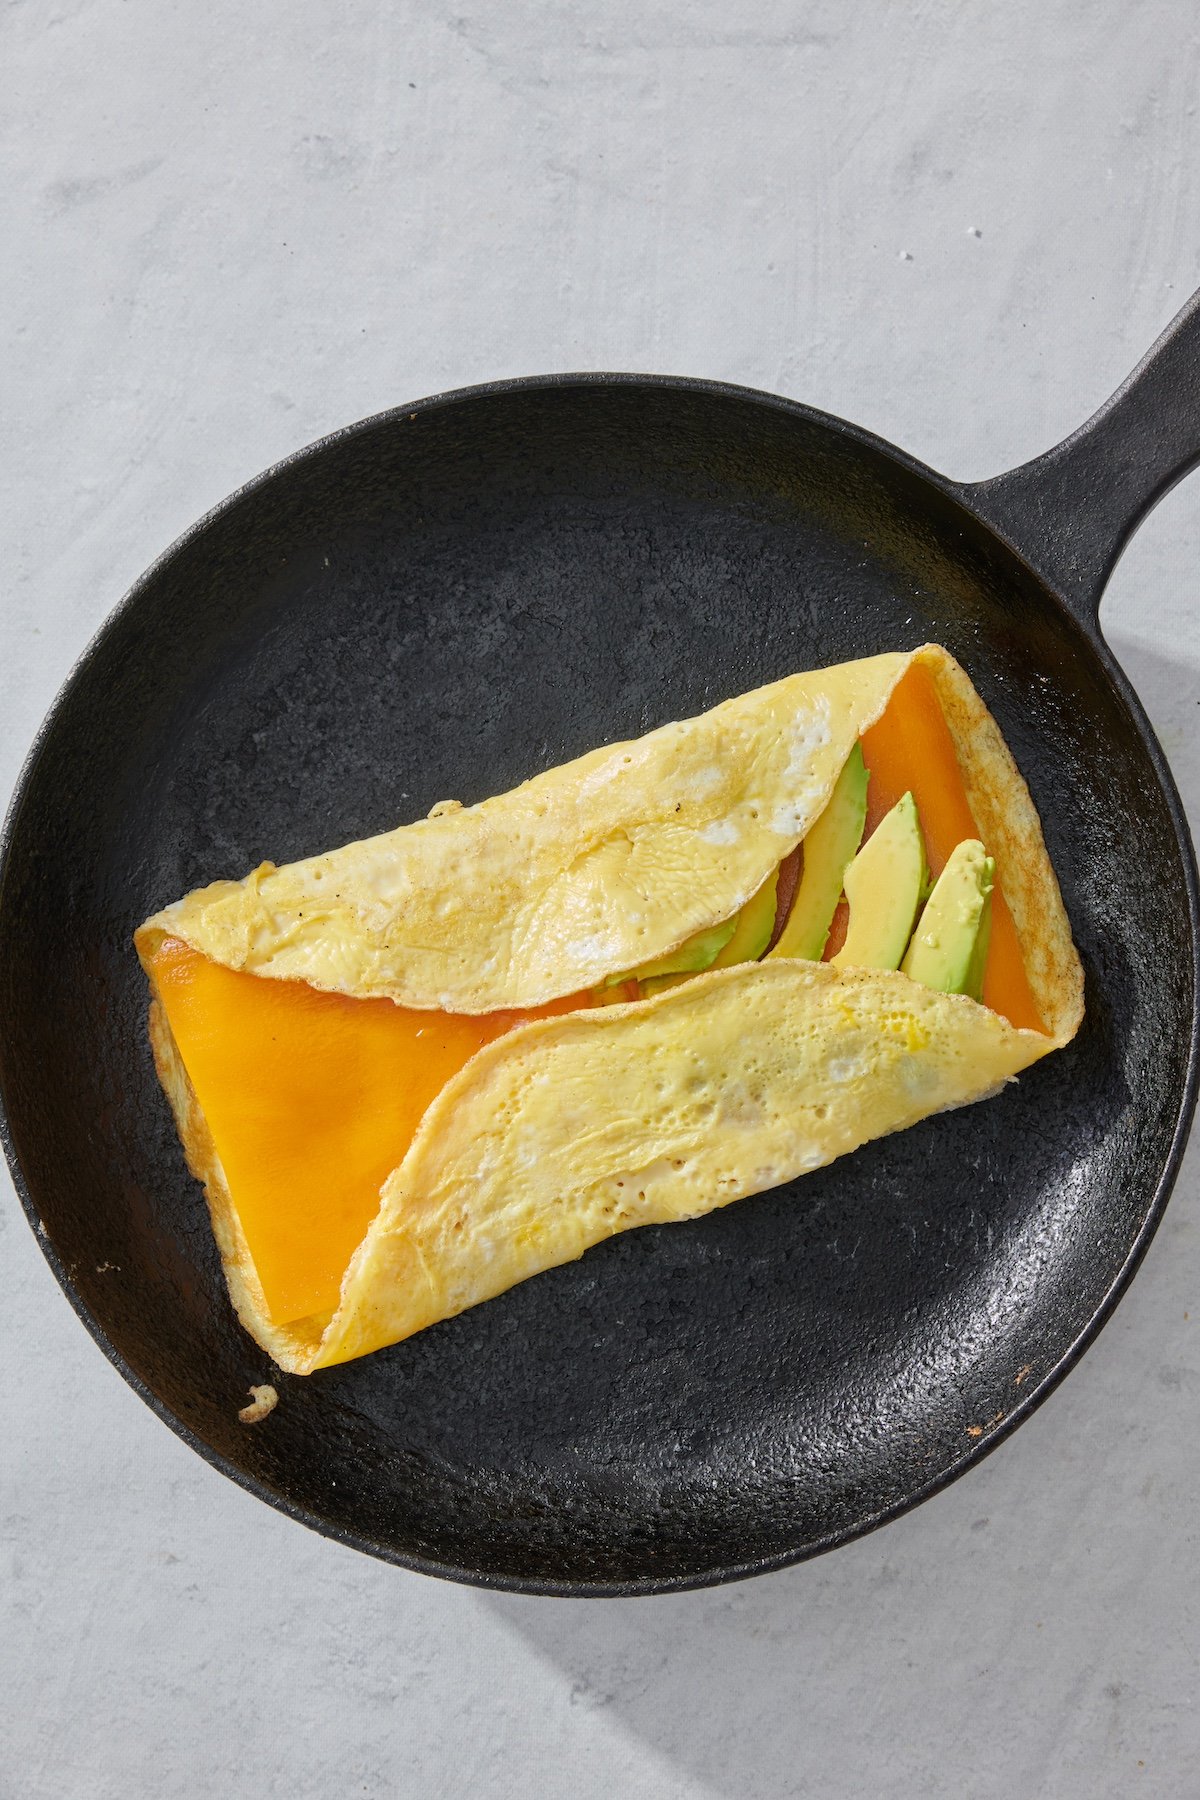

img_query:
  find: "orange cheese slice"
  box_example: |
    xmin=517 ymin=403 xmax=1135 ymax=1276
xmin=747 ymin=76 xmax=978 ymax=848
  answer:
xmin=149 ymin=937 xmax=589 ymax=1326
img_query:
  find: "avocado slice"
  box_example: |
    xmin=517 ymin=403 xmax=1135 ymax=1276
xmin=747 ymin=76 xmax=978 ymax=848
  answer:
xmin=901 ymin=838 xmax=995 ymax=997
xmin=831 ymin=791 xmax=927 ymax=971
xmin=770 ymin=743 xmax=869 ymax=961
xmin=602 ymin=913 xmax=737 ymax=989
xmin=605 ymin=865 xmax=781 ymax=1001
xmin=710 ymin=869 xmax=780 ymax=969
xmin=963 ymin=880 xmax=994 ymax=1003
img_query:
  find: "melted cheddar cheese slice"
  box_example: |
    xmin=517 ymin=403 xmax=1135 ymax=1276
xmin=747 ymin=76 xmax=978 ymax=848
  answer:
xmin=149 ymin=938 xmax=587 ymax=1324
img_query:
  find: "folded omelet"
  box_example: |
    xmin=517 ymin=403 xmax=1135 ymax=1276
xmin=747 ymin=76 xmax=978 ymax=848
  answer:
xmin=136 ymin=645 xmax=1083 ymax=1374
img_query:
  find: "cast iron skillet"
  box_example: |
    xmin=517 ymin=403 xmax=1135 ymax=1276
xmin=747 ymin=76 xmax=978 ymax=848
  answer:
xmin=2 ymin=295 xmax=1199 ymax=1597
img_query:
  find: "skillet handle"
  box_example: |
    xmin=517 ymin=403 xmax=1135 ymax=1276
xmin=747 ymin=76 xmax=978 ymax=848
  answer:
xmin=960 ymin=288 xmax=1200 ymax=631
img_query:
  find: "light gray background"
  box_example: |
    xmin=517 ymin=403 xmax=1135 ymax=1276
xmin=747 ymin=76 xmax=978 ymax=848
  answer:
xmin=3 ymin=3 xmax=1199 ymax=1795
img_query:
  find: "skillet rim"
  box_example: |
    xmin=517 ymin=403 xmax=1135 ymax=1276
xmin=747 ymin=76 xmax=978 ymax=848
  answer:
xmin=1 ymin=369 xmax=1197 ymax=1597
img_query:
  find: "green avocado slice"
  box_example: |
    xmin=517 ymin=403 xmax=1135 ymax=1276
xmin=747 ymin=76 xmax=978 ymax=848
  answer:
xmin=606 ymin=854 xmax=784 ymax=1001
xmin=710 ymin=869 xmax=780 ymax=969
xmin=901 ymin=838 xmax=995 ymax=997
xmin=831 ymin=791 xmax=927 ymax=971
xmin=635 ymin=870 xmax=780 ymax=997
xmin=602 ymin=913 xmax=737 ymax=989
xmin=770 ymin=742 xmax=869 ymax=961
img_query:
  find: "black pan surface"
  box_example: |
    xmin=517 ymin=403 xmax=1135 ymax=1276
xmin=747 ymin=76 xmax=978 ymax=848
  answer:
xmin=2 ymin=322 xmax=1198 ymax=1594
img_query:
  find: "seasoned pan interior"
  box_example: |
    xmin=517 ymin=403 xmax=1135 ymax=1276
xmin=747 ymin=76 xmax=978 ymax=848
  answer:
xmin=0 ymin=380 xmax=1192 ymax=1592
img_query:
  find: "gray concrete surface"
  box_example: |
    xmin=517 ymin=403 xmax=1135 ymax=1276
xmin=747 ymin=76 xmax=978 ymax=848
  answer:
xmin=3 ymin=3 xmax=1199 ymax=1795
